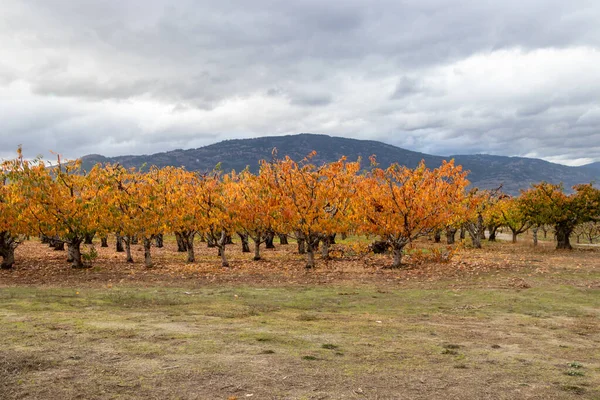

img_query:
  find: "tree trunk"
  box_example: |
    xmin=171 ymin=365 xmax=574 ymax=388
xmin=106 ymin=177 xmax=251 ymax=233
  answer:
xmin=207 ymin=237 xmax=216 ymax=248
xmin=69 ymin=240 xmax=84 ymax=268
xmin=175 ymin=232 xmax=188 ymax=252
xmin=488 ymin=225 xmax=497 ymax=242
xmin=218 ymin=231 xmax=229 ymax=267
xmin=116 ymin=234 xmax=124 ymax=252
xmin=532 ymin=226 xmax=539 ymax=247
xmin=253 ymin=237 xmax=262 ymax=261
xmin=471 ymin=232 xmax=482 ymax=249
xmin=297 ymin=237 xmax=306 ymax=254
xmin=265 ymin=230 xmax=275 ymax=249
xmin=143 ymin=237 xmax=153 ymax=267
xmin=185 ymin=233 xmax=195 ymax=263
xmin=84 ymin=233 xmax=94 ymax=245
xmin=278 ymin=234 xmax=288 ymax=245
xmin=460 ymin=226 xmax=466 ymax=240
xmin=304 ymin=235 xmax=321 ymax=269
xmin=390 ymin=243 xmax=405 ymax=269
xmin=312 ymin=237 xmax=319 ymax=251
xmin=306 ymin=243 xmax=315 ymax=269
xmin=131 ymin=236 xmax=138 ymax=245
xmin=0 ymin=233 xmax=18 ymax=269
xmin=238 ymin=232 xmax=250 ymax=253
xmin=511 ymin=230 xmax=518 ymax=243
xmin=155 ymin=233 xmax=164 ymax=248
xmin=100 ymin=236 xmax=108 ymax=248
xmin=555 ymin=225 xmax=573 ymax=250
xmin=67 ymin=242 xmax=75 ymax=262
xmin=466 ymin=215 xmax=484 ymax=249
xmin=41 ymin=235 xmax=50 ymax=244
xmin=54 ymin=241 xmax=65 ymax=251
xmin=125 ymin=237 xmax=134 ymax=263
xmin=446 ymin=227 xmax=457 ymax=245
xmin=434 ymin=230 xmax=441 ymax=243
xmin=48 ymin=235 xmax=58 ymax=247
xmin=321 ymin=235 xmax=330 ymax=260
xmin=0 ymin=249 xmax=14 ymax=269
xmin=0 ymin=247 xmax=15 ymax=269
xmin=467 ymin=224 xmax=482 ymax=249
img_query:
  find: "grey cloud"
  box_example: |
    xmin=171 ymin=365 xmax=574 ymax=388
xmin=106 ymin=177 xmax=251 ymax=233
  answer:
xmin=289 ymin=92 xmax=333 ymax=107
xmin=391 ymin=77 xmax=422 ymax=99
xmin=32 ymin=77 xmax=155 ymax=100
xmin=576 ymin=108 xmax=600 ymax=127
xmin=1 ymin=0 xmax=600 ymax=164
xmin=516 ymin=104 xmax=551 ymax=117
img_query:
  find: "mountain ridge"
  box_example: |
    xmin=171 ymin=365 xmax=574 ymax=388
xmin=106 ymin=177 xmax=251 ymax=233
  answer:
xmin=80 ymin=133 xmax=600 ymax=195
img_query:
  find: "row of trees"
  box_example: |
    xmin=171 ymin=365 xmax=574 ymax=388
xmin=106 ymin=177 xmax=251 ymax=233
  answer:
xmin=573 ymin=222 xmax=600 ymax=244
xmin=478 ymin=182 xmax=600 ymax=249
xmin=1 ymin=148 xmax=599 ymax=270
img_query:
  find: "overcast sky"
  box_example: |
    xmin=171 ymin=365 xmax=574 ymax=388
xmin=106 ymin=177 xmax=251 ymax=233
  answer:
xmin=1 ymin=0 xmax=599 ymax=165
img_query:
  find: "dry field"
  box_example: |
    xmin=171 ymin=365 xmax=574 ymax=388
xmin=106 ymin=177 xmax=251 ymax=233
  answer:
xmin=1 ymin=236 xmax=599 ymax=399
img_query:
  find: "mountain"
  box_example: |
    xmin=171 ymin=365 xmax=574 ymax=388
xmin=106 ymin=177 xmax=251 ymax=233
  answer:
xmin=581 ymin=161 xmax=600 ymax=175
xmin=446 ymin=154 xmax=597 ymax=194
xmin=81 ymin=134 xmax=443 ymax=173
xmin=80 ymin=133 xmax=600 ymax=195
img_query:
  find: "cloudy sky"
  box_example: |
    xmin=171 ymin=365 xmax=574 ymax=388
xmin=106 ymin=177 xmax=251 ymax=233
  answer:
xmin=1 ymin=0 xmax=599 ymax=165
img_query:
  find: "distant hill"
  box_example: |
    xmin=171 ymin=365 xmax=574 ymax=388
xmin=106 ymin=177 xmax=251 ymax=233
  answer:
xmin=81 ymin=133 xmax=600 ymax=195
xmin=581 ymin=161 xmax=600 ymax=175
xmin=446 ymin=154 xmax=597 ymax=195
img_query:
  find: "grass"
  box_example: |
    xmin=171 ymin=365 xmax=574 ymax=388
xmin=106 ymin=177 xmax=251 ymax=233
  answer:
xmin=1 ymin=280 xmax=599 ymax=399
xmin=1 ymin=238 xmax=600 ymax=398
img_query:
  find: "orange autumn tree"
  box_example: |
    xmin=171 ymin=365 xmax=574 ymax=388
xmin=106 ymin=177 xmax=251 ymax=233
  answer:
xmin=15 ymin=155 xmax=105 ymax=268
xmin=134 ymin=166 xmax=174 ymax=267
xmin=100 ymin=164 xmax=146 ymax=263
xmin=100 ymin=164 xmax=173 ymax=267
xmin=227 ymin=169 xmax=281 ymax=261
xmin=357 ymin=159 xmax=468 ymax=268
xmin=0 ymin=149 xmax=34 ymax=269
xmin=159 ymin=166 xmax=232 ymax=265
xmin=102 ymin=164 xmax=143 ymax=263
xmin=263 ymin=152 xmax=361 ymax=269
xmin=160 ymin=168 xmax=200 ymax=263
xmin=188 ymin=170 xmax=237 ymax=267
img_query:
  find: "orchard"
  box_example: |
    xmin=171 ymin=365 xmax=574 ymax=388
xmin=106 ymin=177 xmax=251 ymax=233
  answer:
xmin=1 ymin=148 xmax=599 ymax=271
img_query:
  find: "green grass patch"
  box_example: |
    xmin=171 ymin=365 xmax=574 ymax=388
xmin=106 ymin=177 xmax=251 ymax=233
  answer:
xmin=1 ymin=282 xmax=599 ymax=399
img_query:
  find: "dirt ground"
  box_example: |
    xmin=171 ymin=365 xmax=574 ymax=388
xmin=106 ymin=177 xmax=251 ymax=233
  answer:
xmin=1 ymin=234 xmax=598 ymax=288
xmin=1 ymin=236 xmax=599 ymax=399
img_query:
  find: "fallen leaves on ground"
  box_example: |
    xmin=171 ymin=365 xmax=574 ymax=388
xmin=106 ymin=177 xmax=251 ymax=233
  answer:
xmin=1 ymin=238 xmax=598 ymax=289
